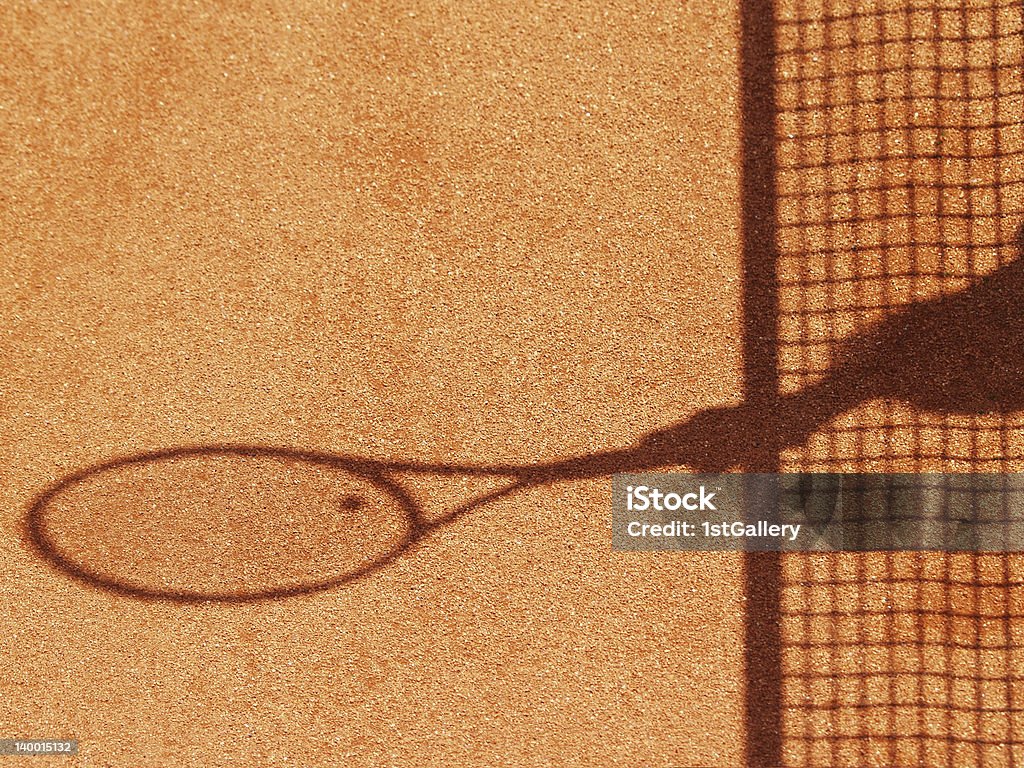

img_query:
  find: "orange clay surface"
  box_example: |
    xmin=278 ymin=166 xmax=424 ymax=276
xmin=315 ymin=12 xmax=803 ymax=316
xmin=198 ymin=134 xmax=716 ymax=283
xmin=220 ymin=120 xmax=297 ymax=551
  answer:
xmin=1 ymin=2 xmax=746 ymax=766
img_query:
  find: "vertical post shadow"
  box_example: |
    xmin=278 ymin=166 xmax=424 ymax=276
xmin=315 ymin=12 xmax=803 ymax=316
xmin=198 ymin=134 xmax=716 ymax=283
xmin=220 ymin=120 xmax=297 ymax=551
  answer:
xmin=740 ymin=0 xmax=783 ymax=765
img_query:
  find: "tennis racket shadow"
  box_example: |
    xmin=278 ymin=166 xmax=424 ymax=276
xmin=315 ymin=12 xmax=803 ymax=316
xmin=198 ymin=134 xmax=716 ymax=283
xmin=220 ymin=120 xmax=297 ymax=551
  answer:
xmin=22 ymin=445 xmax=549 ymax=604
xmin=23 ymin=225 xmax=1024 ymax=603
xmin=22 ymin=428 xmax=727 ymax=604
xmin=22 ymin=430 xmax=679 ymax=603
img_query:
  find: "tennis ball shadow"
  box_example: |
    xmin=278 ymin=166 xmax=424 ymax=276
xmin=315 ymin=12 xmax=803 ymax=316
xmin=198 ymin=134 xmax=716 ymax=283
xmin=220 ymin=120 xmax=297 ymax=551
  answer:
xmin=24 ymin=446 xmax=422 ymax=603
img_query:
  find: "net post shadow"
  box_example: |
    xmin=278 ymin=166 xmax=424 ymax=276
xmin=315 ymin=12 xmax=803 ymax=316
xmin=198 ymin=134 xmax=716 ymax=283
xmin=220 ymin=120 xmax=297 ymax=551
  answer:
xmin=738 ymin=0 xmax=784 ymax=764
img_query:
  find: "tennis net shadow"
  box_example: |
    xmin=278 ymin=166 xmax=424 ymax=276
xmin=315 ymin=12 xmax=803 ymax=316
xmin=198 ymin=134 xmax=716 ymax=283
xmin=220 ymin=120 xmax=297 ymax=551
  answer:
xmin=740 ymin=0 xmax=1024 ymax=765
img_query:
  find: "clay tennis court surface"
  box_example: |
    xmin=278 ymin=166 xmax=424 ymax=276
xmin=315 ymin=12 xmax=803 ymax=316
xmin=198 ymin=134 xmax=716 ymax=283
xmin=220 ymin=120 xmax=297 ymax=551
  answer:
xmin=1 ymin=1 xmax=1022 ymax=766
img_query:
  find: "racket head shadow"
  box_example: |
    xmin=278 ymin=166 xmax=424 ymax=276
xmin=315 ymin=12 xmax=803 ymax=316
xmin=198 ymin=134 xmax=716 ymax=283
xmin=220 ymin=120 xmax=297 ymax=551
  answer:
xmin=23 ymin=445 xmax=422 ymax=603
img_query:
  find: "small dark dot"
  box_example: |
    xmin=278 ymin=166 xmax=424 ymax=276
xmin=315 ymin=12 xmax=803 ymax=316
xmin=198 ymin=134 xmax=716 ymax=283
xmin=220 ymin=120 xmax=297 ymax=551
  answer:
xmin=337 ymin=494 xmax=366 ymax=512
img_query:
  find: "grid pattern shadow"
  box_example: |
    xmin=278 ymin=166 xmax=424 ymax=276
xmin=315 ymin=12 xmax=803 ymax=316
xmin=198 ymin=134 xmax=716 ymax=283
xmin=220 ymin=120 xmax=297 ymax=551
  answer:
xmin=770 ymin=0 xmax=1024 ymax=764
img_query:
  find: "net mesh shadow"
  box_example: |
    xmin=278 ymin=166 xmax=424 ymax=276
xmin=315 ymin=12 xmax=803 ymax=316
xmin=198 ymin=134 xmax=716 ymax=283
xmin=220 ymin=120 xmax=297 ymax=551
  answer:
xmin=769 ymin=0 xmax=1024 ymax=764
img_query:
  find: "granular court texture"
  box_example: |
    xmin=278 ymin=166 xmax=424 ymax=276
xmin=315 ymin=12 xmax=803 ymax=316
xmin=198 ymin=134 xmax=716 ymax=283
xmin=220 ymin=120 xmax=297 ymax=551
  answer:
xmin=1 ymin=2 xmax=743 ymax=766
xmin=2 ymin=0 xmax=1023 ymax=766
